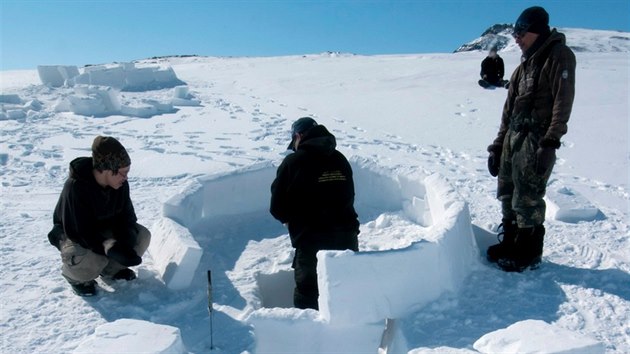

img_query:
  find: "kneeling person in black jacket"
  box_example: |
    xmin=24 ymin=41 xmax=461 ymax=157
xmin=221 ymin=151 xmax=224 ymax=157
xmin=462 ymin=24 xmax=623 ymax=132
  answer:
xmin=270 ymin=117 xmax=360 ymax=310
xmin=48 ymin=136 xmax=151 ymax=296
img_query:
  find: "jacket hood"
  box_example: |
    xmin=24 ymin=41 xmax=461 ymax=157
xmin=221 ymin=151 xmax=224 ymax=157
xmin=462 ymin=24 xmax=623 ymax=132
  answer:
xmin=69 ymin=157 xmax=95 ymax=181
xmin=297 ymin=125 xmax=337 ymax=155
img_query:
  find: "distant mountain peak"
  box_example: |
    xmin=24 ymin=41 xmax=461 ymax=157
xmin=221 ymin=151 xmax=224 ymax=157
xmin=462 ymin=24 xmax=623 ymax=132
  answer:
xmin=455 ymin=24 xmax=514 ymax=53
xmin=456 ymin=24 xmax=630 ymax=53
xmin=481 ymin=23 xmax=514 ymax=37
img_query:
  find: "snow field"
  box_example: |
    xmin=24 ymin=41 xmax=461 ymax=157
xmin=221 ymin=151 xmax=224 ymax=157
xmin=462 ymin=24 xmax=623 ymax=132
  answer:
xmin=1 ymin=38 xmax=628 ymax=353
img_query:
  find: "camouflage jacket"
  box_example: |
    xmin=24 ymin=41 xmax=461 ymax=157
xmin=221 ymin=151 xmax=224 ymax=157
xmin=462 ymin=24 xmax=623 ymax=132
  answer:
xmin=492 ymin=29 xmax=576 ymax=149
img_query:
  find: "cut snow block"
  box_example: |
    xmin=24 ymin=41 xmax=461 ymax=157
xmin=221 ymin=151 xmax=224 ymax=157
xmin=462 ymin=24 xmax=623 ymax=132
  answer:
xmin=473 ymin=320 xmax=605 ymax=354
xmin=545 ymin=184 xmax=601 ymax=223
xmin=6 ymin=110 xmax=27 ymax=120
xmin=73 ymin=66 xmax=126 ymax=88
xmin=73 ymin=319 xmax=186 ymax=354
xmin=121 ymin=103 xmax=158 ymax=118
xmin=163 ymin=179 xmax=204 ymax=228
xmin=172 ymin=97 xmax=201 ymax=106
xmin=66 ymin=86 xmax=121 ymax=117
xmin=248 ymin=309 xmax=383 ymax=353
xmin=0 ymin=94 xmax=22 ymax=104
xmin=173 ymin=85 xmax=190 ymax=99
xmin=37 ymin=65 xmax=80 ymax=87
xmin=149 ymin=217 xmax=202 ymax=290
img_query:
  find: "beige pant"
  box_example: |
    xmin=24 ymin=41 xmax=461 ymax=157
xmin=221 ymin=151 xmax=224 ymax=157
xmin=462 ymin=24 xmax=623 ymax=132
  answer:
xmin=60 ymin=223 xmax=151 ymax=283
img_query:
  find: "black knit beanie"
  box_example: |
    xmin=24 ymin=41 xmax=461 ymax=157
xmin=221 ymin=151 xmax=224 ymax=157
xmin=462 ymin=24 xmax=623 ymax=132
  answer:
xmin=514 ymin=6 xmax=550 ymax=36
xmin=92 ymin=136 xmax=131 ymax=171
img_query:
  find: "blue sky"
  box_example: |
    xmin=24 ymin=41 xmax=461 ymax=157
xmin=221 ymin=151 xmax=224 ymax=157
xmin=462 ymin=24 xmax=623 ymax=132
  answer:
xmin=1 ymin=0 xmax=629 ymax=70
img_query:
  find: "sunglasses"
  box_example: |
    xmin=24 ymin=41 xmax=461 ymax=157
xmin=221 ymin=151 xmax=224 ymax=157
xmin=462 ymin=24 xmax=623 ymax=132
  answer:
xmin=512 ymin=22 xmax=529 ymax=39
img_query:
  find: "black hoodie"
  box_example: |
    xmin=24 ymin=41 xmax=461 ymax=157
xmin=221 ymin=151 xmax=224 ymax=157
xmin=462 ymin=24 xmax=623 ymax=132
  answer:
xmin=270 ymin=125 xmax=359 ymax=248
xmin=52 ymin=157 xmax=137 ymax=254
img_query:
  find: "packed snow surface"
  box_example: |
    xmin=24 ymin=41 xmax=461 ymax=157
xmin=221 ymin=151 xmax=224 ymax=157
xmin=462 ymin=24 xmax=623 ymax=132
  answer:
xmin=1 ymin=27 xmax=629 ymax=353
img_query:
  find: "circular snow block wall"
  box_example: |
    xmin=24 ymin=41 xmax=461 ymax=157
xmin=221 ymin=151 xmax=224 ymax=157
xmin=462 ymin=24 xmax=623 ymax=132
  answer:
xmin=158 ymin=157 xmax=479 ymax=354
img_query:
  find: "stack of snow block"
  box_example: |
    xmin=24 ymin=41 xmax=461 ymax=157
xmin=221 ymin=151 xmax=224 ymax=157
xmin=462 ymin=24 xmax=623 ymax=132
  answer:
xmin=68 ymin=62 xmax=185 ymax=91
xmin=248 ymin=163 xmax=478 ymax=353
xmin=148 ymin=217 xmax=202 ymax=290
xmin=473 ymin=320 xmax=605 ymax=354
xmin=1 ymin=95 xmax=43 ymax=121
xmin=61 ymin=85 xmax=121 ymax=117
xmin=37 ymin=65 xmax=80 ymax=87
xmin=317 ymin=173 xmax=477 ymax=324
xmin=73 ymin=319 xmax=186 ymax=354
xmin=156 ymin=163 xmax=277 ymax=290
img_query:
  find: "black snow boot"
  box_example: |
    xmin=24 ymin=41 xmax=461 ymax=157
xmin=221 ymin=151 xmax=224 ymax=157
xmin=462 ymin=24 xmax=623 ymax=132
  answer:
xmin=111 ymin=268 xmax=137 ymax=281
xmin=497 ymin=225 xmax=545 ymax=272
xmin=487 ymin=219 xmax=518 ymax=263
xmin=70 ymin=280 xmax=98 ymax=297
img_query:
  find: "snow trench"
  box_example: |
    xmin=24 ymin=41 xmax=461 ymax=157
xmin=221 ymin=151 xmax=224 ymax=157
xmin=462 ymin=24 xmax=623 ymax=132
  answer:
xmin=152 ymin=157 xmax=479 ymax=353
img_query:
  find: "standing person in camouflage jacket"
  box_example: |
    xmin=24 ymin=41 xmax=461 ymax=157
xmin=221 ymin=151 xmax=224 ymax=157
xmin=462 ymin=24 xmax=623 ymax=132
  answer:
xmin=486 ymin=6 xmax=576 ymax=272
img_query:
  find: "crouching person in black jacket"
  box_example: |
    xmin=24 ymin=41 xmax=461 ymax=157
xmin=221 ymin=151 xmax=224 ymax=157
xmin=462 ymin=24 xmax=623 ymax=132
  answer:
xmin=270 ymin=117 xmax=360 ymax=310
xmin=48 ymin=136 xmax=151 ymax=296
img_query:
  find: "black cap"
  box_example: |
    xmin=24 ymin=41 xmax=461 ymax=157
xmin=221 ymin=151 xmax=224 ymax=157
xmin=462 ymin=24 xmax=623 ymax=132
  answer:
xmin=514 ymin=6 xmax=550 ymax=36
xmin=287 ymin=117 xmax=318 ymax=150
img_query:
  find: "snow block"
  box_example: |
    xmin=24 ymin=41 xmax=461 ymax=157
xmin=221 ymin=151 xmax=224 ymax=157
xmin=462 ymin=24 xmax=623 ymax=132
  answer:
xmin=473 ymin=320 xmax=605 ymax=354
xmin=69 ymin=63 xmax=185 ymax=91
xmin=37 ymin=65 xmax=80 ymax=87
xmin=23 ymin=99 xmax=43 ymax=111
xmin=545 ymin=183 xmax=602 ymax=223
xmin=197 ymin=163 xmax=276 ymax=218
xmin=5 ymin=110 xmax=26 ymax=120
xmin=0 ymin=94 xmax=22 ymax=104
xmin=249 ymin=309 xmax=383 ymax=354
xmin=149 ymin=217 xmax=203 ymax=290
xmin=120 ymin=103 xmax=158 ymax=118
xmin=173 ymin=85 xmax=189 ymax=99
xmin=73 ymin=319 xmax=186 ymax=354
xmin=318 ymin=175 xmax=477 ymax=324
xmin=163 ymin=179 xmax=205 ymax=228
xmin=172 ymin=97 xmax=201 ymax=106
xmin=171 ymin=86 xmax=201 ymax=106
xmin=64 ymin=85 xmax=121 ymax=117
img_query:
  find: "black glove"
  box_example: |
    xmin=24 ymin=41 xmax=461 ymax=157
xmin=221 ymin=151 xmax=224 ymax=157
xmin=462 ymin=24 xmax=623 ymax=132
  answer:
xmin=536 ymin=138 xmax=560 ymax=175
xmin=107 ymin=242 xmax=141 ymax=267
xmin=487 ymin=144 xmax=502 ymax=177
xmin=535 ymin=147 xmax=556 ymax=175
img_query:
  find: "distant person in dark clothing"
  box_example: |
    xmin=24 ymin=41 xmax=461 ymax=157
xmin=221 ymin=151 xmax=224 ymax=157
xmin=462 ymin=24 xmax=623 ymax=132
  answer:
xmin=479 ymin=47 xmax=508 ymax=88
xmin=270 ymin=117 xmax=360 ymax=310
xmin=48 ymin=136 xmax=151 ymax=296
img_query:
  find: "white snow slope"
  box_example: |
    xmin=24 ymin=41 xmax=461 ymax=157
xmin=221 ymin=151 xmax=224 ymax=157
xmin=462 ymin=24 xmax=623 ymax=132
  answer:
xmin=1 ymin=28 xmax=629 ymax=353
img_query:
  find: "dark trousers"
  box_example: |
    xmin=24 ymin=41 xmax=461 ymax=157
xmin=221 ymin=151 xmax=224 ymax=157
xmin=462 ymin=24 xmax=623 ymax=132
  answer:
xmin=293 ymin=231 xmax=358 ymax=310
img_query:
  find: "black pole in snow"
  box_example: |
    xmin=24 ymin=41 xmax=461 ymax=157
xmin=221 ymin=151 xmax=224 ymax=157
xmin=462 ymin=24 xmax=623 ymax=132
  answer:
xmin=207 ymin=270 xmax=214 ymax=350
